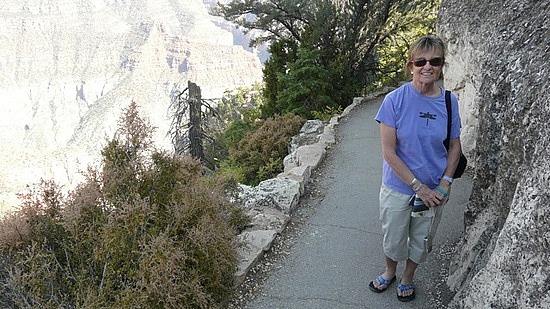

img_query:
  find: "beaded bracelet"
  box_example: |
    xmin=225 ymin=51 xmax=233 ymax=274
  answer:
xmin=435 ymin=186 xmax=448 ymax=197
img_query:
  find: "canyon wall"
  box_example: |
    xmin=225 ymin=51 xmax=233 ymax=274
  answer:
xmin=0 ymin=0 xmax=263 ymax=213
xmin=438 ymin=0 xmax=549 ymax=307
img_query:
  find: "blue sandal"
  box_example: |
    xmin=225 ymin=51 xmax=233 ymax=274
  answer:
xmin=368 ymin=275 xmax=396 ymax=293
xmin=396 ymin=282 xmax=416 ymax=302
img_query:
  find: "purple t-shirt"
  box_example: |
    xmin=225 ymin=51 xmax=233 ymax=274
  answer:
xmin=375 ymin=82 xmax=461 ymax=194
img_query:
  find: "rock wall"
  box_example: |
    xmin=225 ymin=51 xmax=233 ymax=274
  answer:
xmin=438 ymin=0 xmax=549 ymax=307
xmin=0 ymin=0 xmax=263 ymax=213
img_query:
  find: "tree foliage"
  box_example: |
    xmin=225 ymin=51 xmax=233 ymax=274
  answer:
xmin=275 ymin=46 xmax=336 ymax=118
xmin=261 ymin=39 xmax=298 ymax=117
xmin=217 ymin=0 xmax=440 ymax=118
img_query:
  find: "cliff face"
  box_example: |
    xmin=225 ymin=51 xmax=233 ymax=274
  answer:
xmin=438 ymin=0 xmax=549 ymax=307
xmin=0 ymin=0 xmax=263 ymax=212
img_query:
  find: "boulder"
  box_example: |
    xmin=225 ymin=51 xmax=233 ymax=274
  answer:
xmin=238 ymin=177 xmax=301 ymax=215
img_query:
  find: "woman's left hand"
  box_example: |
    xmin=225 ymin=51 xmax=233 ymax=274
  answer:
xmin=417 ymin=186 xmax=442 ymax=208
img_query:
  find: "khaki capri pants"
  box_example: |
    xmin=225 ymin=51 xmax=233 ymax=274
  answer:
xmin=379 ymin=183 xmax=447 ymax=264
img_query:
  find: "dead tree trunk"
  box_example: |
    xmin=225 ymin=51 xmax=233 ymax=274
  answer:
xmin=169 ymin=81 xmax=219 ymax=170
xmin=188 ymin=81 xmax=204 ymax=160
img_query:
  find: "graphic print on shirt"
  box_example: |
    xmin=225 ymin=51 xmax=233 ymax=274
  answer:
xmin=419 ymin=112 xmax=437 ymax=126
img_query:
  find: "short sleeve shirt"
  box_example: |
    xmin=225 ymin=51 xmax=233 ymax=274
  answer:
xmin=375 ymin=82 xmax=461 ymax=194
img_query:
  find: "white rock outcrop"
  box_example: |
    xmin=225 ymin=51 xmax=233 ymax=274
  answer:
xmin=438 ymin=0 xmax=549 ymax=307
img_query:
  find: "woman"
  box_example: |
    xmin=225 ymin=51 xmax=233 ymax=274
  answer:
xmin=369 ymin=35 xmax=462 ymax=302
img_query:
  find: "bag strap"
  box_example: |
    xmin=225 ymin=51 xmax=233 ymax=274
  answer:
xmin=443 ymin=90 xmax=451 ymax=150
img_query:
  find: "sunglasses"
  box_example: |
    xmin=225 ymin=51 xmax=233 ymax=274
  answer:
xmin=411 ymin=57 xmax=444 ymax=67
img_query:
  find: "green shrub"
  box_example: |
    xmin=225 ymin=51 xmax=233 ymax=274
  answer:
xmin=228 ymin=113 xmax=306 ymax=185
xmin=0 ymin=102 xmax=248 ymax=308
xmin=311 ymin=105 xmax=343 ymax=122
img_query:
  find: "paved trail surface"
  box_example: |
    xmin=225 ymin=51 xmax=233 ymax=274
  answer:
xmin=239 ymin=96 xmax=473 ymax=309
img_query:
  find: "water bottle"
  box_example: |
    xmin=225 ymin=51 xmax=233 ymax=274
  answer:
xmin=410 ymin=194 xmax=434 ymax=217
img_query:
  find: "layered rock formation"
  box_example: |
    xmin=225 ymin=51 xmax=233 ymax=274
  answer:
xmin=438 ymin=0 xmax=549 ymax=307
xmin=0 ymin=0 xmax=263 ymax=213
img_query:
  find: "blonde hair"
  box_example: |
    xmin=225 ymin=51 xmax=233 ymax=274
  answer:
xmin=405 ymin=35 xmax=446 ymax=75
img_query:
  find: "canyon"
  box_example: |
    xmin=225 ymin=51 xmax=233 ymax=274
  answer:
xmin=0 ymin=0 xmax=263 ymax=213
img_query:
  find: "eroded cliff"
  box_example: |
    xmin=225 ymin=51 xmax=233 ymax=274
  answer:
xmin=0 ymin=0 xmax=263 ymax=212
xmin=438 ymin=0 xmax=549 ymax=307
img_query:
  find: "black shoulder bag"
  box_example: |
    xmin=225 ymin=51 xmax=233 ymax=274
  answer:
xmin=444 ymin=90 xmax=467 ymax=178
